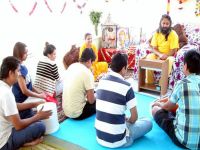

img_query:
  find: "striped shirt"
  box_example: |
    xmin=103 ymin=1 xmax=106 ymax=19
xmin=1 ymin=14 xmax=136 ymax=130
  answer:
xmin=34 ymin=56 xmax=59 ymax=96
xmin=170 ymin=74 xmax=200 ymax=150
xmin=95 ymin=71 xmax=136 ymax=148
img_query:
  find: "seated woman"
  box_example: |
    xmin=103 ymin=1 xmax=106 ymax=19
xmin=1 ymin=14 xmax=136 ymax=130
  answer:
xmin=146 ymin=14 xmax=179 ymax=84
xmin=34 ymin=42 xmax=61 ymax=97
xmin=12 ymin=42 xmax=46 ymax=119
xmin=80 ymin=33 xmax=108 ymax=81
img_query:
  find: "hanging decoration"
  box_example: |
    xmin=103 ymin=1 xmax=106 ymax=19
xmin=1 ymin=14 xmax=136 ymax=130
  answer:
xmin=29 ymin=2 xmax=37 ymax=16
xmin=9 ymin=0 xmax=18 ymax=13
xmin=177 ymin=0 xmax=189 ymax=9
xmin=195 ymin=0 xmax=200 ymax=16
xmin=60 ymin=1 xmax=67 ymax=14
xmin=9 ymin=0 xmax=37 ymax=15
xmin=73 ymin=0 xmax=87 ymax=14
xmin=167 ymin=0 xmax=170 ymax=15
xmin=44 ymin=0 xmax=53 ymax=13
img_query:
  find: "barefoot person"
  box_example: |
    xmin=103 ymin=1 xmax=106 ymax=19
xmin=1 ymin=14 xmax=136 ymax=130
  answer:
xmin=152 ymin=50 xmax=200 ymax=149
xmin=0 ymin=56 xmax=52 ymax=150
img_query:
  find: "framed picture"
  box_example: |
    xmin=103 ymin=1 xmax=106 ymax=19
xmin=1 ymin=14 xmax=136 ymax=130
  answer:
xmin=117 ymin=27 xmax=130 ymax=50
xmin=102 ymin=25 xmax=117 ymax=48
xmin=129 ymin=27 xmax=142 ymax=45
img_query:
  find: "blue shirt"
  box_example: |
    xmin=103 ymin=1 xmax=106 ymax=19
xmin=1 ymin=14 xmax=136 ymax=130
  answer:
xmin=95 ymin=71 xmax=136 ymax=148
xmin=12 ymin=64 xmax=32 ymax=103
xmin=170 ymin=74 xmax=200 ymax=149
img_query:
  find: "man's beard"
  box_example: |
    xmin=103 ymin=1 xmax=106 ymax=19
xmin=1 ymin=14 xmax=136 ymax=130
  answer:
xmin=160 ymin=26 xmax=171 ymax=35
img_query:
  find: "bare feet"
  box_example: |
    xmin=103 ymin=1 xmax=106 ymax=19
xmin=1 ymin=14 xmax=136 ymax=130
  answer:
xmin=23 ymin=136 xmax=44 ymax=147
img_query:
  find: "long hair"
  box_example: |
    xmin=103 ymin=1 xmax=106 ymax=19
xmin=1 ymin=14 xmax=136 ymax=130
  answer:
xmin=157 ymin=14 xmax=172 ymax=41
xmin=13 ymin=42 xmax=27 ymax=61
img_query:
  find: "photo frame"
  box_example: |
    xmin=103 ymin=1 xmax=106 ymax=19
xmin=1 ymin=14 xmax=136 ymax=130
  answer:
xmin=117 ymin=27 xmax=130 ymax=50
xmin=129 ymin=27 xmax=142 ymax=45
xmin=102 ymin=25 xmax=117 ymax=48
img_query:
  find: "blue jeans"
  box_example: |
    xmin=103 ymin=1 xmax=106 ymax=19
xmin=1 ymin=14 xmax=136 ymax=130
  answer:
xmin=19 ymin=108 xmax=35 ymax=119
xmin=1 ymin=122 xmax=45 ymax=150
xmin=123 ymin=117 xmax=153 ymax=147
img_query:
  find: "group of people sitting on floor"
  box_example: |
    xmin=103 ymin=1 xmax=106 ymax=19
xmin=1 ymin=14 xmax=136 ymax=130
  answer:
xmin=0 ymin=14 xmax=200 ymax=150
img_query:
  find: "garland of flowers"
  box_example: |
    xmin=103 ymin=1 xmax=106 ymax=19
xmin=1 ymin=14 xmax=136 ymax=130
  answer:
xmin=73 ymin=0 xmax=87 ymax=14
xmin=9 ymin=0 xmax=18 ymax=13
xmin=8 ymin=0 xmax=86 ymax=15
xmin=29 ymin=2 xmax=37 ymax=16
xmin=195 ymin=0 xmax=200 ymax=16
xmin=61 ymin=1 xmax=67 ymax=14
xmin=167 ymin=0 xmax=170 ymax=14
xmin=44 ymin=0 xmax=53 ymax=13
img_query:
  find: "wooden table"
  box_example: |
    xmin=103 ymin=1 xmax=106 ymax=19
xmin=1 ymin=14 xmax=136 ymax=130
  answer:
xmin=138 ymin=58 xmax=169 ymax=96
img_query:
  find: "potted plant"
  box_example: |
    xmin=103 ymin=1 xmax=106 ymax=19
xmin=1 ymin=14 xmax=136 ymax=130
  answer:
xmin=89 ymin=11 xmax=102 ymax=36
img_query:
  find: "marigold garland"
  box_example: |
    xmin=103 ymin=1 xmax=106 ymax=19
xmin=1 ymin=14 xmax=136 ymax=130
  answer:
xmin=167 ymin=0 xmax=170 ymax=14
xmin=195 ymin=0 xmax=200 ymax=16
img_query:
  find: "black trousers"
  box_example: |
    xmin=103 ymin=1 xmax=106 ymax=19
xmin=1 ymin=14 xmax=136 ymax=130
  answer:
xmin=73 ymin=102 xmax=96 ymax=120
xmin=154 ymin=109 xmax=188 ymax=149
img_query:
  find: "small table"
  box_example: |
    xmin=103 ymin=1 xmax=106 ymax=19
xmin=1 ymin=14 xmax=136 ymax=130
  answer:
xmin=138 ymin=58 xmax=169 ymax=96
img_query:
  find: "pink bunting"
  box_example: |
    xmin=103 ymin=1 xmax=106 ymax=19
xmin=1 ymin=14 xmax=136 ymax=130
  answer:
xmin=61 ymin=2 xmax=67 ymax=14
xmin=9 ymin=0 xmax=18 ymax=13
xmin=44 ymin=0 xmax=53 ymax=13
xmin=29 ymin=2 xmax=37 ymax=16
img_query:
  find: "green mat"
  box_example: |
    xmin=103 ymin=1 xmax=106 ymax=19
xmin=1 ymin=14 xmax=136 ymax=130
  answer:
xmin=19 ymin=135 xmax=86 ymax=150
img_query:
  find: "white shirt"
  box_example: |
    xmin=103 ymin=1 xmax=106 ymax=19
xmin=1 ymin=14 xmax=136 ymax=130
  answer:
xmin=0 ymin=80 xmax=18 ymax=148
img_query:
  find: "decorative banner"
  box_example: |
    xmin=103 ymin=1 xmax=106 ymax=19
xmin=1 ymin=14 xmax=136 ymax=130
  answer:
xmin=73 ymin=0 xmax=87 ymax=14
xmin=195 ymin=0 xmax=200 ymax=16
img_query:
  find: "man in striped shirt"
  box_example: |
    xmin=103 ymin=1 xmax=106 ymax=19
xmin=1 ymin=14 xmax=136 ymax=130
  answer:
xmin=152 ymin=50 xmax=200 ymax=149
xmin=95 ymin=53 xmax=152 ymax=148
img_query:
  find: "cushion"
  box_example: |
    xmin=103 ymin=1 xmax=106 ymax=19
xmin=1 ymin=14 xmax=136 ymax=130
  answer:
xmin=173 ymin=24 xmax=188 ymax=48
xmin=183 ymin=23 xmax=200 ymax=45
xmin=56 ymin=93 xmax=67 ymax=123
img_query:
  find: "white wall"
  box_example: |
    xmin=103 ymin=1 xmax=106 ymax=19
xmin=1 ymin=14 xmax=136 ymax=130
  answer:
xmin=0 ymin=0 xmax=199 ymax=79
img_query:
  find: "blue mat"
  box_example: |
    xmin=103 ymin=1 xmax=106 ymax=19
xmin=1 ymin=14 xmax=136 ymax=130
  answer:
xmin=52 ymin=93 xmax=182 ymax=150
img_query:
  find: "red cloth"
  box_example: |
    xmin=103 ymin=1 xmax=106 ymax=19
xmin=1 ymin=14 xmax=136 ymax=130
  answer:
xmin=98 ymin=48 xmax=113 ymax=63
xmin=45 ymin=94 xmax=58 ymax=105
xmin=98 ymin=47 xmax=135 ymax=69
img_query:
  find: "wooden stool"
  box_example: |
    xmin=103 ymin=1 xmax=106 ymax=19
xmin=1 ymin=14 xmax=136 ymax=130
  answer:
xmin=138 ymin=58 xmax=169 ymax=96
